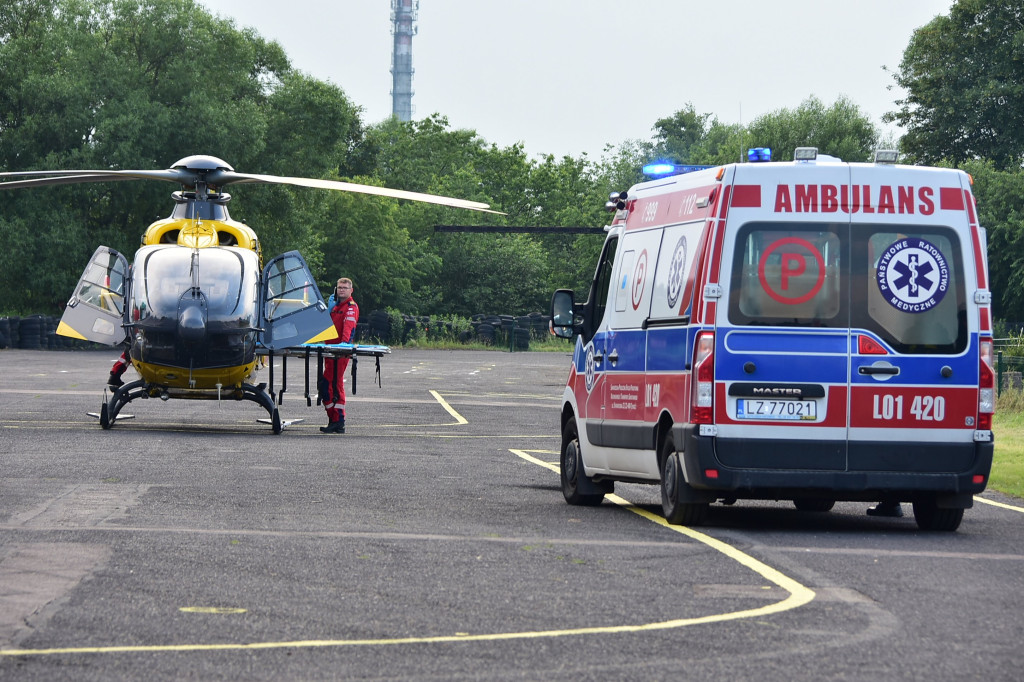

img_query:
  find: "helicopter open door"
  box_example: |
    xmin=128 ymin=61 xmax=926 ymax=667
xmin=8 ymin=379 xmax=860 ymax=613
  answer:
xmin=57 ymin=246 xmax=130 ymax=345
xmin=260 ymin=251 xmax=336 ymax=350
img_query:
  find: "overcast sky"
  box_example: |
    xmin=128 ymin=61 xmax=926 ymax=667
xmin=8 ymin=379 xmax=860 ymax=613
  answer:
xmin=198 ymin=0 xmax=954 ymax=160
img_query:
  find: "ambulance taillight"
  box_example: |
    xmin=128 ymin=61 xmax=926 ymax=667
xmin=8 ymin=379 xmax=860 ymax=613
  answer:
xmin=692 ymin=332 xmax=715 ymax=424
xmin=978 ymin=339 xmax=995 ymax=430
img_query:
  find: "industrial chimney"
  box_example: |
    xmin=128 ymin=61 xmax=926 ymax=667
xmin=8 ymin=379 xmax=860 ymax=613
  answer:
xmin=390 ymin=0 xmax=418 ymax=121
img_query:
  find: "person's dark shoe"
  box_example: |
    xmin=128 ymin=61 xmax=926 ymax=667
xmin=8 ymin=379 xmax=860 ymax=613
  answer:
xmin=867 ymin=501 xmax=903 ymax=518
xmin=107 ymin=373 xmax=124 ymax=388
xmin=320 ymin=421 xmax=345 ymax=434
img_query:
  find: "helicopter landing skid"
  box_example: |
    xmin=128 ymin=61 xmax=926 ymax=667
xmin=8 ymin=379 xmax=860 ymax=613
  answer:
xmin=97 ymin=380 xmax=288 ymax=434
xmin=87 ymin=411 xmax=135 ymax=421
xmin=257 ymin=417 xmax=304 ymax=430
xmin=100 ymin=380 xmax=148 ymax=430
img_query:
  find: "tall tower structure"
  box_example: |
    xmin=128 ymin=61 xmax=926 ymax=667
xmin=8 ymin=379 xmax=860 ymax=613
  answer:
xmin=390 ymin=0 xmax=418 ymax=121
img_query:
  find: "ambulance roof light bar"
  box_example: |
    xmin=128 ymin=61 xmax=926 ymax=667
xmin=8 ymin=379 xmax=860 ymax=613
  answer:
xmin=747 ymin=147 xmax=772 ymax=162
xmin=642 ymin=162 xmax=714 ymax=178
xmin=874 ymin=149 xmax=899 ymax=164
xmin=794 ymin=147 xmax=818 ymax=161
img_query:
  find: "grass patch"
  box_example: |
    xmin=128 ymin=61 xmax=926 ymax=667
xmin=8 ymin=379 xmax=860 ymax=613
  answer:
xmin=993 ymin=391 xmax=1024 ymax=500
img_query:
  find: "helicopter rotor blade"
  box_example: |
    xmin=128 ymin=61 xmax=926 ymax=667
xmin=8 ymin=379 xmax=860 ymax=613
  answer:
xmin=0 ymin=168 xmax=196 ymax=189
xmin=0 ymin=174 xmax=140 ymax=190
xmin=0 ymin=160 xmax=503 ymax=213
xmin=211 ymin=171 xmax=502 ymax=214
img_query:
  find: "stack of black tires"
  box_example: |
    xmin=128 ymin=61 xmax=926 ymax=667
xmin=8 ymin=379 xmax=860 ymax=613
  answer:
xmin=469 ymin=314 xmax=541 ymax=350
xmin=0 ymin=315 xmax=91 ymax=350
xmin=364 ymin=309 xmax=394 ymax=343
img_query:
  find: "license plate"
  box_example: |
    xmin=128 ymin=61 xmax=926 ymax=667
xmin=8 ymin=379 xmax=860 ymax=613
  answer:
xmin=737 ymin=399 xmax=817 ymax=420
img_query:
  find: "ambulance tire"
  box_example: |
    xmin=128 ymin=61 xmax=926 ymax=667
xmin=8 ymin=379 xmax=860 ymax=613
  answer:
xmin=912 ymin=498 xmax=964 ymax=531
xmin=660 ymin=437 xmax=708 ymax=526
xmin=560 ymin=421 xmax=607 ymax=506
xmin=793 ymin=498 xmax=835 ymax=513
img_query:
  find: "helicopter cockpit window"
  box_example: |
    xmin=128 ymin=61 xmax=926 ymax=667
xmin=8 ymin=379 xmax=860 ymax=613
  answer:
xmin=133 ymin=246 xmax=259 ymax=326
xmin=264 ymin=255 xmax=317 ymax=321
xmin=77 ymin=250 xmax=127 ymax=316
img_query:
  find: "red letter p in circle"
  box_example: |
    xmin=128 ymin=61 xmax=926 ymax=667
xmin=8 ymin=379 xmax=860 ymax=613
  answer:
xmin=758 ymin=237 xmax=825 ymax=305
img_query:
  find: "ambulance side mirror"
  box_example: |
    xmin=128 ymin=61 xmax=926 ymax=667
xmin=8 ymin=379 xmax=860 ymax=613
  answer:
xmin=550 ymin=289 xmax=577 ymax=339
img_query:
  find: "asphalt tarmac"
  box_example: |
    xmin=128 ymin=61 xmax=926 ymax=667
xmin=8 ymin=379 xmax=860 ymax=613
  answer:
xmin=1 ymin=348 xmax=1023 ymax=681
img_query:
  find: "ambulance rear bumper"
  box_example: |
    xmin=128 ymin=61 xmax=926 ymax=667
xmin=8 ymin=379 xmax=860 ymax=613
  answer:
xmin=678 ymin=425 xmax=994 ymax=503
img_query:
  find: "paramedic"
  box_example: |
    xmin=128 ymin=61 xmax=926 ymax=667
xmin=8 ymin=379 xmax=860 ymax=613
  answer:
xmin=320 ymin=277 xmax=359 ymax=434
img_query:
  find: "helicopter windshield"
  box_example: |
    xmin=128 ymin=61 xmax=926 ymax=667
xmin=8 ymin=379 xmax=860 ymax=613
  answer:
xmin=132 ymin=245 xmax=259 ymax=325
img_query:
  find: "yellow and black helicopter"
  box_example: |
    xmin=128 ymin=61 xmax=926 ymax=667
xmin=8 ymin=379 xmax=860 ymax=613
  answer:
xmin=0 ymin=155 xmax=494 ymax=432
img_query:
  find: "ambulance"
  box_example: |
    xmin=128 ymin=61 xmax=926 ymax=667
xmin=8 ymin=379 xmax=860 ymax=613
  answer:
xmin=550 ymin=148 xmax=994 ymax=531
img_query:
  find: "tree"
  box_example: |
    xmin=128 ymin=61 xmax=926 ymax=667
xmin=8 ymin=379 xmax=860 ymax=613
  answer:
xmin=888 ymin=0 xmax=1024 ymax=169
xmin=745 ymin=96 xmax=878 ymax=162
xmin=0 ymin=0 xmax=358 ymax=314
xmin=960 ymin=160 xmax=1024 ymax=322
xmin=652 ymin=104 xmax=712 ymax=163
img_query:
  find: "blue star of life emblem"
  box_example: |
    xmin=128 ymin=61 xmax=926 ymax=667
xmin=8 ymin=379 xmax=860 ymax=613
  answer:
xmin=877 ymin=237 xmax=949 ymax=313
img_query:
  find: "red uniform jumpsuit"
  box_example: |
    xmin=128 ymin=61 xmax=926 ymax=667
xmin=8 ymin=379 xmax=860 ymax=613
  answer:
xmin=322 ymin=296 xmax=359 ymax=425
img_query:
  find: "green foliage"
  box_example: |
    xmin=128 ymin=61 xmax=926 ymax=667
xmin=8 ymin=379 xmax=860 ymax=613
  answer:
xmin=992 ymin=409 xmax=1024 ymax=499
xmin=652 ymin=104 xmax=712 ymax=163
xmin=0 ymin=0 xmax=297 ymax=313
xmin=889 ymin=0 xmax=1024 ymax=169
xmin=745 ymin=96 xmax=879 ymax=162
xmin=962 ymin=160 xmax=1024 ymax=321
xmin=652 ymin=96 xmax=878 ymax=166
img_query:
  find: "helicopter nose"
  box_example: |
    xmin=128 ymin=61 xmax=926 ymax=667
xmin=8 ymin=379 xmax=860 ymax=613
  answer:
xmin=177 ymin=304 xmax=207 ymax=344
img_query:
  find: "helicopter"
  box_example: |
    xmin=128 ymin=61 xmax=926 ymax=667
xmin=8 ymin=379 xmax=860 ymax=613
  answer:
xmin=0 ymin=155 xmax=495 ymax=433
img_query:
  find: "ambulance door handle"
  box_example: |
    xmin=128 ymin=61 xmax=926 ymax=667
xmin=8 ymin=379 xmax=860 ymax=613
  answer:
xmin=859 ymin=365 xmax=900 ymax=376
xmin=593 ymin=351 xmax=604 ymax=364
xmin=608 ymin=350 xmax=619 ymax=366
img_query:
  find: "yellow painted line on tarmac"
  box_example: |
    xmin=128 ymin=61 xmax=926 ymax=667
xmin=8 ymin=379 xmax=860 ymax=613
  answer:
xmin=429 ymin=389 xmax=468 ymax=425
xmin=0 ymin=446 xmax=813 ymax=659
xmin=512 ymin=448 xmax=815 ymax=615
xmin=975 ymin=495 xmax=1024 ymax=513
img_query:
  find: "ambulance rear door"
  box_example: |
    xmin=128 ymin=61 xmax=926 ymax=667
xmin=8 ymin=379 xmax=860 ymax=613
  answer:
xmin=846 ymin=165 xmax=979 ymax=474
xmin=715 ymin=162 xmax=853 ymax=471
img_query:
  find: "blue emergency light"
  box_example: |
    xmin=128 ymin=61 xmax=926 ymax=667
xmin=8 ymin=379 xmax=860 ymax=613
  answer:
xmin=747 ymin=147 xmax=772 ymax=162
xmin=642 ymin=162 xmax=714 ymax=178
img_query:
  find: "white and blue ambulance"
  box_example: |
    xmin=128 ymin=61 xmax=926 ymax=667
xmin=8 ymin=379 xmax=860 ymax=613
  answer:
xmin=551 ymin=148 xmax=995 ymax=531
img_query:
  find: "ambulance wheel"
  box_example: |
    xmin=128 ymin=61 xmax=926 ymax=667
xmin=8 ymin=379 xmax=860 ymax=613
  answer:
xmin=912 ymin=498 xmax=963 ymax=531
xmin=660 ymin=436 xmax=708 ymax=526
xmin=560 ymin=421 xmax=604 ymax=506
xmin=100 ymin=402 xmax=112 ymax=430
xmin=793 ymin=498 xmax=835 ymax=513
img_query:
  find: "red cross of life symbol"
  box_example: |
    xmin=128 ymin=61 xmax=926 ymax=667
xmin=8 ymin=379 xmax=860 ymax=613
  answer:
xmin=757 ymin=236 xmax=825 ymax=305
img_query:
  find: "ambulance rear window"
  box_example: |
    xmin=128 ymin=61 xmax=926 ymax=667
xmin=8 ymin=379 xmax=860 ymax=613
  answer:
xmin=857 ymin=228 xmax=966 ymax=354
xmin=729 ymin=224 xmax=843 ymax=326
